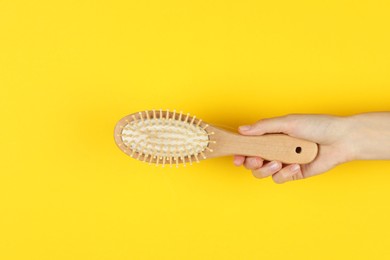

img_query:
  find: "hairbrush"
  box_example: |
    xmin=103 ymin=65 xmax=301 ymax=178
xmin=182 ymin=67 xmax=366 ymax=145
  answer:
xmin=114 ymin=110 xmax=318 ymax=167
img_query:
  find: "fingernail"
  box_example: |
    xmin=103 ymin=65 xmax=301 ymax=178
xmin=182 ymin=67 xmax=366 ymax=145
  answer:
xmin=249 ymin=158 xmax=259 ymax=168
xmin=233 ymin=158 xmax=241 ymax=166
xmin=268 ymin=161 xmax=280 ymax=171
xmin=290 ymin=164 xmax=300 ymax=173
xmin=239 ymin=125 xmax=251 ymax=131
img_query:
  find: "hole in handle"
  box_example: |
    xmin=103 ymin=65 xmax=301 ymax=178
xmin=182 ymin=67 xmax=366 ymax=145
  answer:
xmin=295 ymin=147 xmax=302 ymax=154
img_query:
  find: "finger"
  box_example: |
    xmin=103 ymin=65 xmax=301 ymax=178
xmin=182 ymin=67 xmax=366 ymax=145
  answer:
xmin=238 ymin=116 xmax=294 ymax=136
xmin=233 ymin=155 xmax=245 ymax=166
xmin=244 ymin=157 xmax=264 ymax=170
xmin=272 ymin=164 xmax=301 ymax=184
xmin=300 ymin=145 xmax=340 ymax=179
xmin=252 ymin=161 xmax=282 ymax=179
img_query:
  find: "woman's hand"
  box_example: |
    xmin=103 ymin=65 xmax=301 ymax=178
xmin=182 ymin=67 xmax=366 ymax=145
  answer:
xmin=234 ymin=113 xmax=390 ymax=183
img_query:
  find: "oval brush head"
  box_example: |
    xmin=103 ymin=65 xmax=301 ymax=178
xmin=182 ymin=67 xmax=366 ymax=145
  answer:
xmin=114 ymin=110 xmax=215 ymax=167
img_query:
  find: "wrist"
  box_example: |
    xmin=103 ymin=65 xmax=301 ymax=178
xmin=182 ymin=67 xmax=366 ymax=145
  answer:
xmin=342 ymin=115 xmax=362 ymax=161
xmin=333 ymin=115 xmax=360 ymax=163
xmin=344 ymin=112 xmax=390 ymax=161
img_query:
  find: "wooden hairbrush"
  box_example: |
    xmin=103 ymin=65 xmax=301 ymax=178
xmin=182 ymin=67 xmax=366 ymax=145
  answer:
xmin=114 ymin=110 xmax=318 ymax=167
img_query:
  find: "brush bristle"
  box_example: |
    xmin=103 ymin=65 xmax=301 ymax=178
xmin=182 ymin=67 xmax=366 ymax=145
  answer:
xmin=115 ymin=110 xmax=215 ymax=167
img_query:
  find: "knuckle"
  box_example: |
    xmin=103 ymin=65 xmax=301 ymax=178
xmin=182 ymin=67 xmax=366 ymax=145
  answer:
xmin=272 ymin=175 xmax=284 ymax=184
xmin=244 ymin=162 xmax=254 ymax=170
xmin=284 ymin=115 xmax=299 ymax=133
xmin=252 ymin=170 xmax=266 ymax=179
xmin=255 ymin=118 xmax=265 ymax=124
xmin=246 ymin=157 xmax=262 ymax=170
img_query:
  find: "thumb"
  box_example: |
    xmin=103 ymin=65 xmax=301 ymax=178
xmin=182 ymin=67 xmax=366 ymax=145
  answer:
xmin=238 ymin=116 xmax=294 ymax=136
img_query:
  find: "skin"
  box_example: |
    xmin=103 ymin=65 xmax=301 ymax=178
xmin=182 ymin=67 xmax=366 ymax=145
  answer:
xmin=233 ymin=112 xmax=390 ymax=184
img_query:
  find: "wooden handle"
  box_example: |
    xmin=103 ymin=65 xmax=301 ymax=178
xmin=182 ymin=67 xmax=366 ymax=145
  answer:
xmin=229 ymin=134 xmax=318 ymax=164
xmin=207 ymin=126 xmax=318 ymax=164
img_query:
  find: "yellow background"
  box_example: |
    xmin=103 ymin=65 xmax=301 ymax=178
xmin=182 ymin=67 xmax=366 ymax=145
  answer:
xmin=1 ymin=0 xmax=390 ymax=259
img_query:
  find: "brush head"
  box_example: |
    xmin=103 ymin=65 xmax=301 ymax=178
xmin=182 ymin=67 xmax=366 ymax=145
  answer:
xmin=114 ymin=110 xmax=215 ymax=167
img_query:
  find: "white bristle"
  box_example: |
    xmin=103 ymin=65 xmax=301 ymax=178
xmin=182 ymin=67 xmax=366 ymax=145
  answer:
xmin=120 ymin=110 xmax=212 ymax=166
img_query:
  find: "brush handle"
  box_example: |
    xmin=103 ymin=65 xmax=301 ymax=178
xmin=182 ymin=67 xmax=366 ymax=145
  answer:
xmin=207 ymin=126 xmax=318 ymax=164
